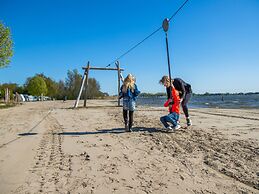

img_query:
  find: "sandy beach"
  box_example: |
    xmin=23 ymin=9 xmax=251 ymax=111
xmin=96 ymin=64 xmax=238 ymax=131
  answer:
xmin=0 ymin=100 xmax=258 ymax=194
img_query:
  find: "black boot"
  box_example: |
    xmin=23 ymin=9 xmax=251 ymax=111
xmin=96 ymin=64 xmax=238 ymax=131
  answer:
xmin=123 ymin=110 xmax=129 ymax=132
xmin=128 ymin=111 xmax=134 ymax=132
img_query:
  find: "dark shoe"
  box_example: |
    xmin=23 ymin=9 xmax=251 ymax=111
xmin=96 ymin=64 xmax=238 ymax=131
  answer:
xmin=129 ymin=122 xmax=133 ymax=132
xmin=128 ymin=127 xmax=133 ymax=132
xmin=125 ymin=123 xmax=130 ymax=132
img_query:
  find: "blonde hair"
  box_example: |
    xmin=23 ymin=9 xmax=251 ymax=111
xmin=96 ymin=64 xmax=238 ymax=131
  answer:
xmin=122 ymin=74 xmax=135 ymax=93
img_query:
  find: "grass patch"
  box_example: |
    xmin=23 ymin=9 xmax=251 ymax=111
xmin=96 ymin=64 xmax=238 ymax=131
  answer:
xmin=0 ymin=103 xmax=16 ymax=109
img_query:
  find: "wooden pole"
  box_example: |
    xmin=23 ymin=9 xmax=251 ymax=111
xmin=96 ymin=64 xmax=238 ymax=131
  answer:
xmin=84 ymin=62 xmax=90 ymax=107
xmin=74 ymin=62 xmax=89 ymax=108
xmin=5 ymin=88 xmax=9 ymax=104
xmin=15 ymin=92 xmax=19 ymax=103
xmin=82 ymin=67 xmax=124 ymax=71
xmin=116 ymin=61 xmax=121 ymax=106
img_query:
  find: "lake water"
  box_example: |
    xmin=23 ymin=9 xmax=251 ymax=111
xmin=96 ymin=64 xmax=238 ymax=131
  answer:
xmin=136 ymin=94 xmax=259 ymax=109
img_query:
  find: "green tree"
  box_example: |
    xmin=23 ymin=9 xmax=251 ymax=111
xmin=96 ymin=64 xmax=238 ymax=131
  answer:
xmin=64 ymin=69 xmax=105 ymax=100
xmin=0 ymin=83 xmax=18 ymax=100
xmin=56 ymin=80 xmax=66 ymax=100
xmin=37 ymin=73 xmax=58 ymax=98
xmin=27 ymin=76 xmax=48 ymax=96
xmin=0 ymin=22 xmax=13 ymax=68
xmin=86 ymin=78 xmax=104 ymax=99
xmin=15 ymin=85 xmax=26 ymax=94
xmin=65 ymin=69 xmax=82 ymax=100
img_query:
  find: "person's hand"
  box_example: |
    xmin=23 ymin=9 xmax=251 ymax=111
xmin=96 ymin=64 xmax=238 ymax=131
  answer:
xmin=168 ymin=98 xmax=174 ymax=105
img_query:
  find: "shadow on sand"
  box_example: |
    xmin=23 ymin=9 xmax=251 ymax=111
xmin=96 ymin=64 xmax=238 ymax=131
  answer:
xmin=60 ymin=105 xmax=122 ymax=110
xmin=56 ymin=127 xmax=158 ymax=136
xmin=18 ymin=132 xmax=38 ymax=136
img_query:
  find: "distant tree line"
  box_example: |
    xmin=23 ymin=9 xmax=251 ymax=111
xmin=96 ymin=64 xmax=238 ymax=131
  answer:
xmin=193 ymin=92 xmax=259 ymax=96
xmin=139 ymin=92 xmax=166 ymax=97
xmin=0 ymin=69 xmax=107 ymax=100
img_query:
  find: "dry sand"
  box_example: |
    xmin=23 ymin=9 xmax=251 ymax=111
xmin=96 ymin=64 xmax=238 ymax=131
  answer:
xmin=0 ymin=100 xmax=258 ymax=194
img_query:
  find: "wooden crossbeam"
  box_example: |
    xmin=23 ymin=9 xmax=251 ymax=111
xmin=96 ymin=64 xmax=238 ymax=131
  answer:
xmin=74 ymin=61 xmax=124 ymax=108
xmin=82 ymin=67 xmax=124 ymax=71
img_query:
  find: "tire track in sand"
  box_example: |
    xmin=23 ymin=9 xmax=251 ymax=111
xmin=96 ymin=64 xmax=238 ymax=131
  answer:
xmin=15 ymin=113 xmax=73 ymax=193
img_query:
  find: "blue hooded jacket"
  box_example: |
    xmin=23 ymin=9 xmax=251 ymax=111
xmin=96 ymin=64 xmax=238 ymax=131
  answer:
xmin=120 ymin=84 xmax=140 ymax=101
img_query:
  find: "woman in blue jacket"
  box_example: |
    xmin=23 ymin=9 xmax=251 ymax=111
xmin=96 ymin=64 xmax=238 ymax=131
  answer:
xmin=120 ymin=74 xmax=140 ymax=132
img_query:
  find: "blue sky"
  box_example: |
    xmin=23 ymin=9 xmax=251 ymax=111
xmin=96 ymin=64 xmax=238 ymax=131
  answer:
xmin=0 ymin=0 xmax=259 ymax=94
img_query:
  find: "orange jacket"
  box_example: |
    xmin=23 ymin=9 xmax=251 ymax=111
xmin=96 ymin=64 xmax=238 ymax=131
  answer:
xmin=164 ymin=87 xmax=180 ymax=114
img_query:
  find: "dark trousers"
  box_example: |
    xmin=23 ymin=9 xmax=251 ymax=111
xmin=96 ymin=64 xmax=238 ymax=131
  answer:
xmin=182 ymin=92 xmax=192 ymax=118
xmin=123 ymin=110 xmax=134 ymax=129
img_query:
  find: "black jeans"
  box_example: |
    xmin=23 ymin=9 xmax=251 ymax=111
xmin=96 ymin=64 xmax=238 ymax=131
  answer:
xmin=182 ymin=92 xmax=192 ymax=118
xmin=123 ymin=110 xmax=134 ymax=129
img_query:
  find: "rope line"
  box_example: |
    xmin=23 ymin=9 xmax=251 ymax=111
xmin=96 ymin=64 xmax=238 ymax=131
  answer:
xmin=168 ymin=0 xmax=190 ymax=21
xmin=0 ymin=110 xmax=52 ymax=149
xmin=106 ymin=0 xmax=190 ymax=67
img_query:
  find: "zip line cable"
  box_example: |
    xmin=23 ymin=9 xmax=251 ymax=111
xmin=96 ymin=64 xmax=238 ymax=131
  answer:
xmin=168 ymin=0 xmax=190 ymax=22
xmin=106 ymin=0 xmax=190 ymax=67
xmin=106 ymin=27 xmax=162 ymax=67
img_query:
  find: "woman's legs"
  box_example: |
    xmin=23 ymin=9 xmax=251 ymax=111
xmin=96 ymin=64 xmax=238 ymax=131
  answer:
xmin=123 ymin=109 xmax=129 ymax=131
xmin=123 ymin=98 xmax=135 ymax=132
xmin=181 ymin=93 xmax=191 ymax=118
xmin=123 ymin=110 xmax=133 ymax=132
xmin=129 ymin=111 xmax=134 ymax=130
xmin=123 ymin=109 xmax=128 ymax=124
xmin=182 ymin=92 xmax=192 ymax=126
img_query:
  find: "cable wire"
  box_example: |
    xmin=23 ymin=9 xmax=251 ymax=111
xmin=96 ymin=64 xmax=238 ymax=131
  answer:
xmin=106 ymin=0 xmax=190 ymax=67
xmin=168 ymin=0 xmax=190 ymax=21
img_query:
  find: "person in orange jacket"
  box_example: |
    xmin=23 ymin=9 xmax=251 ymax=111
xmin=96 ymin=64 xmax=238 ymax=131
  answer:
xmin=160 ymin=75 xmax=192 ymax=126
xmin=160 ymin=84 xmax=181 ymax=132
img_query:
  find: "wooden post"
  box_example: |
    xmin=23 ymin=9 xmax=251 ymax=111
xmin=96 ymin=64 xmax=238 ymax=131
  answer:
xmin=74 ymin=64 xmax=124 ymax=109
xmin=116 ymin=61 xmax=121 ymax=106
xmin=84 ymin=62 xmax=90 ymax=107
xmin=15 ymin=92 xmax=19 ymax=103
xmin=74 ymin=62 xmax=89 ymax=108
xmin=5 ymin=88 xmax=9 ymax=104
